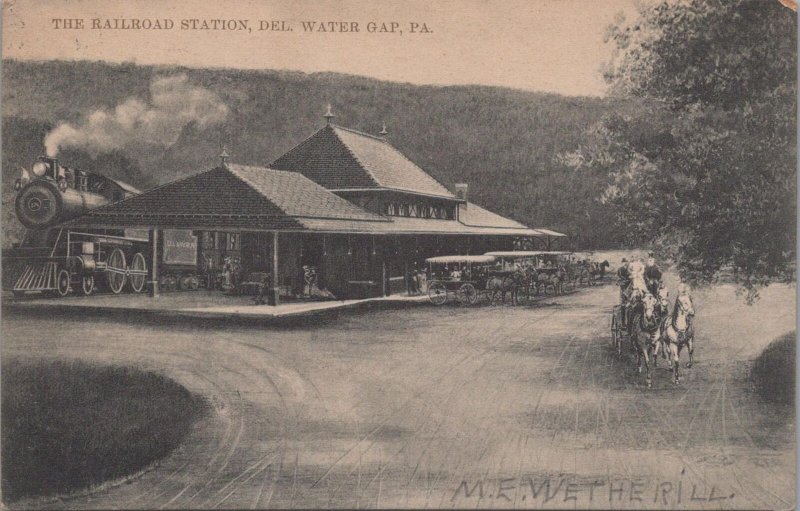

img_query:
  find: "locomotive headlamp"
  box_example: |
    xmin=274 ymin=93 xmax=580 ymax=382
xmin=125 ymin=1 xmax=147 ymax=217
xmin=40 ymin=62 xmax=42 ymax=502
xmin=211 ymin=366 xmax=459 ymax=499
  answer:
xmin=32 ymin=161 xmax=48 ymax=177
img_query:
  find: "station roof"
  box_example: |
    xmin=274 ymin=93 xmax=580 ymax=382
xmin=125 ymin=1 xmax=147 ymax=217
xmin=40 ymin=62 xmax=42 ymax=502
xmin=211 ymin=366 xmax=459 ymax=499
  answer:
xmin=65 ymin=162 xmax=558 ymax=237
xmin=65 ymin=164 xmax=389 ymax=231
xmin=270 ymin=124 xmax=456 ymax=199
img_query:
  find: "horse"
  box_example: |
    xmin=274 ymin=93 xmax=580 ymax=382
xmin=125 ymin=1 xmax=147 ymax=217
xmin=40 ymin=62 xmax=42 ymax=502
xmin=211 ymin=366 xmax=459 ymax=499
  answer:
xmin=658 ymin=292 xmax=695 ymax=384
xmin=628 ymin=292 xmax=663 ymax=388
xmin=588 ymin=260 xmax=610 ymax=283
xmin=487 ymin=270 xmax=526 ymax=305
xmin=577 ymin=264 xmax=593 ymax=286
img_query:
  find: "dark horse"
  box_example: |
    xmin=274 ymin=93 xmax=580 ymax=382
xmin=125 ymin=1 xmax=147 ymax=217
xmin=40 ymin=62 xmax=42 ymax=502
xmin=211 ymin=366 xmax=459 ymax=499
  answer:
xmin=628 ymin=292 xmax=664 ymax=388
xmin=589 ymin=260 xmax=610 ymax=282
xmin=487 ymin=269 xmax=528 ymax=305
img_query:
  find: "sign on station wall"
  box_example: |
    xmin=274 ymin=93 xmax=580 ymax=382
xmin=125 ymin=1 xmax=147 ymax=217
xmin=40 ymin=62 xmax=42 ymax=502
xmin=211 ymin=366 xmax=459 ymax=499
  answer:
xmin=163 ymin=229 xmax=198 ymax=266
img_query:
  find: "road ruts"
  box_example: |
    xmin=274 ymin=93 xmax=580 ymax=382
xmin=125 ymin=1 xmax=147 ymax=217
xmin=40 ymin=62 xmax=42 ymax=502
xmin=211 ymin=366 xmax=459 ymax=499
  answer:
xmin=2 ymin=278 xmax=794 ymax=509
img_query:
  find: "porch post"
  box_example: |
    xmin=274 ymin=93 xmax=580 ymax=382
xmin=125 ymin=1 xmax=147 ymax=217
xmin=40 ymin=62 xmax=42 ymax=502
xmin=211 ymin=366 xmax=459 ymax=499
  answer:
xmin=272 ymin=231 xmax=280 ymax=306
xmin=149 ymin=228 xmax=160 ymax=297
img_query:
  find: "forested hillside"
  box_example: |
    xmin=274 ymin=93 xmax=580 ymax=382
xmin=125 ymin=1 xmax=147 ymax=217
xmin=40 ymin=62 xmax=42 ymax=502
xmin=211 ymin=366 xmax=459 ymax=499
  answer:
xmin=2 ymin=59 xmax=645 ymax=248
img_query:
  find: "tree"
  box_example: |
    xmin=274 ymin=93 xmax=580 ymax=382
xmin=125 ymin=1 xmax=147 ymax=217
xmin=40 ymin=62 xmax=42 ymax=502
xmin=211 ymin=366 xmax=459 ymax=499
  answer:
xmin=569 ymin=0 xmax=796 ymax=300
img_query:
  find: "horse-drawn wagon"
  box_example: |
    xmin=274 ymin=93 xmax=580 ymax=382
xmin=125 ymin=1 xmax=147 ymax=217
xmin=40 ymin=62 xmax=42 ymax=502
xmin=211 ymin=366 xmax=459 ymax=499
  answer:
xmin=425 ymin=255 xmax=497 ymax=305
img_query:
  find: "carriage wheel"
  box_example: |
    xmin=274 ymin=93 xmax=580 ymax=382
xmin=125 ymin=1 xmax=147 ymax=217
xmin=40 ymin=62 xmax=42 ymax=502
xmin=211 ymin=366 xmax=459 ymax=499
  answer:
xmin=187 ymin=275 xmax=200 ymax=291
xmin=128 ymin=252 xmax=147 ymax=293
xmin=56 ymin=270 xmax=71 ymax=297
xmin=457 ymin=283 xmax=478 ymax=305
xmin=161 ymin=275 xmax=177 ymax=293
xmin=106 ymin=248 xmax=127 ymax=294
xmin=545 ymin=283 xmax=555 ymax=296
xmin=611 ymin=313 xmax=619 ymax=347
xmin=611 ymin=313 xmax=623 ymax=355
xmin=428 ymin=281 xmax=448 ymax=305
xmin=81 ymin=275 xmax=95 ymax=296
xmin=179 ymin=275 xmax=193 ymax=291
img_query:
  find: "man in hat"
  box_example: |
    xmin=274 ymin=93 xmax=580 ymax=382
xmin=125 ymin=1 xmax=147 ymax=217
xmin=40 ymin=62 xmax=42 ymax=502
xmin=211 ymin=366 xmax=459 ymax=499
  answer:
xmin=644 ymin=253 xmax=663 ymax=297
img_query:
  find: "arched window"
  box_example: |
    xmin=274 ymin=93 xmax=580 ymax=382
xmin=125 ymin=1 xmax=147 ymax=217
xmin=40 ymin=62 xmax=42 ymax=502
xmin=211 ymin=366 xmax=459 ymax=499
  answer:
xmin=386 ymin=203 xmax=396 ymax=216
xmin=409 ymin=203 xmax=418 ymax=217
xmin=429 ymin=206 xmax=437 ymax=219
xmin=398 ymin=204 xmax=407 ymax=216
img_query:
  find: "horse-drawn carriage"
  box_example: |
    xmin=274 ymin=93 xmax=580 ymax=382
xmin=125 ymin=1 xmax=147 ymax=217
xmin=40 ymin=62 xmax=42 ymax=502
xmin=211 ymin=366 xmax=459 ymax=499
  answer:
xmin=610 ymin=281 xmax=694 ymax=387
xmin=425 ymin=255 xmax=497 ymax=305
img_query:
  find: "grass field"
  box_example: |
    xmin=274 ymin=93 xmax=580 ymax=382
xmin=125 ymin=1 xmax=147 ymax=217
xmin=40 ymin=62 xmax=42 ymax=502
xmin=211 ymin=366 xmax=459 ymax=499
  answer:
xmin=1 ymin=359 xmax=207 ymax=503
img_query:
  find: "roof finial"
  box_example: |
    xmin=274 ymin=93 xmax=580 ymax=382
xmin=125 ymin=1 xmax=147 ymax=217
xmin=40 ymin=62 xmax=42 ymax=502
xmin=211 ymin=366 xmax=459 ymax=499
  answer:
xmin=220 ymin=146 xmax=230 ymax=166
xmin=379 ymin=122 xmax=388 ymax=138
xmin=324 ymin=104 xmax=335 ymax=124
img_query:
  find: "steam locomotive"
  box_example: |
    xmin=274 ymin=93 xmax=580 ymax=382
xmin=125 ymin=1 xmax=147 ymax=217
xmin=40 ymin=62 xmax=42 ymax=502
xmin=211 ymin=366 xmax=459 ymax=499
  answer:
xmin=5 ymin=156 xmax=149 ymax=297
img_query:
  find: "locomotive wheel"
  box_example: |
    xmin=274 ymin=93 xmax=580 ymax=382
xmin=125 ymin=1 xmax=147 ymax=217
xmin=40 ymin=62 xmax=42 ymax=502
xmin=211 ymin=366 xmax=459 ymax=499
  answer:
xmin=56 ymin=270 xmax=71 ymax=297
xmin=428 ymin=281 xmax=448 ymax=305
xmin=106 ymin=248 xmax=127 ymax=294
xmin=81 ymin=275 xmax=95 ymax=296
xmin=128 ymin=252 xmax=147 ymax=293
xmin=457 ymin=283 xmax=478 ymax=305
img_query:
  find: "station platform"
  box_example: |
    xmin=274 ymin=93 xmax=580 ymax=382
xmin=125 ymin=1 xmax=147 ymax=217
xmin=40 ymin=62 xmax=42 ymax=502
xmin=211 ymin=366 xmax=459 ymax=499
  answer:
xmin=2 ymin=290 xmax=431 ymax=322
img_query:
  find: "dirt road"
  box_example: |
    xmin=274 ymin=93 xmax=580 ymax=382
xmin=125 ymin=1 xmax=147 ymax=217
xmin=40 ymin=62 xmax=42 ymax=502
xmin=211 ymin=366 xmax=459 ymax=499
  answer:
xmin=2 ymin=280 xmax=795 ymax=509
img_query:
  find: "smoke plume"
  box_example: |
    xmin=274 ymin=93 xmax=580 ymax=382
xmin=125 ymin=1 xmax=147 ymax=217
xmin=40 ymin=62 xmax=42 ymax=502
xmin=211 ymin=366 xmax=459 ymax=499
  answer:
xmin=44 ymin=74 xmax=229 ymax=157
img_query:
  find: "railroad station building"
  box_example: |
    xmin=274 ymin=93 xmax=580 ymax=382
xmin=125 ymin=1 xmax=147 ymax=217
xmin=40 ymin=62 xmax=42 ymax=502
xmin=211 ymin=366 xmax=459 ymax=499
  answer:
xmin=66 ymin=112 xmax=564 ymax=302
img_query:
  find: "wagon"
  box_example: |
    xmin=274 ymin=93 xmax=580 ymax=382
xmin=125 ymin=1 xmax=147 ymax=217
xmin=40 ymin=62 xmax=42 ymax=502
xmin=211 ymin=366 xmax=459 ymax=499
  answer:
xmin=425 ymin=255 xmax=497 ymax=305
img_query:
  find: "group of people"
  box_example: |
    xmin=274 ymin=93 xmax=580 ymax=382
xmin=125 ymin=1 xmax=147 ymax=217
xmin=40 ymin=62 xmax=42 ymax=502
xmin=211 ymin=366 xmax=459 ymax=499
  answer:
xmin=617 ymin=254 xmax=664 ymax=304
xmin=616 ymin=252 xmax=698 ymax=331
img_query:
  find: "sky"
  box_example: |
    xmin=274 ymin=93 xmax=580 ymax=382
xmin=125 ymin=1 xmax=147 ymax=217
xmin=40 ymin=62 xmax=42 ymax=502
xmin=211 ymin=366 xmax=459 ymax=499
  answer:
xmin=2 ymin=0 xmax=639 ymax=96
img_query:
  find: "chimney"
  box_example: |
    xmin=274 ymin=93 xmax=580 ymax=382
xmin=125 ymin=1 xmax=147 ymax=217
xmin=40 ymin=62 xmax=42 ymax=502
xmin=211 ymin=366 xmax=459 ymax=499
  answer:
xmin=379 ymin=122 xmax=388 ymax=139
xmin=219 ymin=146 xmax=230 ymax=166
xmin=454 ymin=183 xmax=469 ymax=203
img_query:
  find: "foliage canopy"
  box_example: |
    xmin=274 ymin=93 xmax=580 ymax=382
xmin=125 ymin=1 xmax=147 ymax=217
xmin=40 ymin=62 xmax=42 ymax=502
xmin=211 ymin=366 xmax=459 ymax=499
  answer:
xmin=567 ymin=0 xmax=796 ymax=298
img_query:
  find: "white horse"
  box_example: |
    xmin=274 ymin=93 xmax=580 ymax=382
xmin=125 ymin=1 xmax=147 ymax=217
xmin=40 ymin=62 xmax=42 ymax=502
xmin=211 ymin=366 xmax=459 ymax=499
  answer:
xmin=659 ymin=289 xmax=695 ymax=384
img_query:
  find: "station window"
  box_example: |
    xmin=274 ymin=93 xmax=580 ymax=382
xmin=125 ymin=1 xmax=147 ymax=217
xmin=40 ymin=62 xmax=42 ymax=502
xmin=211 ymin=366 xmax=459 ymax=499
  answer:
xmin=227 ymin=233 xmax=240 ymax=250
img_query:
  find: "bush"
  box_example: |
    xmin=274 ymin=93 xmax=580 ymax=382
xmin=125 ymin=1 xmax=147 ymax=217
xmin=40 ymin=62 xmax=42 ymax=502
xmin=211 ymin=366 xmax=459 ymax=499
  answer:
xmin=751 ymin=332 xmax=796 ymax=405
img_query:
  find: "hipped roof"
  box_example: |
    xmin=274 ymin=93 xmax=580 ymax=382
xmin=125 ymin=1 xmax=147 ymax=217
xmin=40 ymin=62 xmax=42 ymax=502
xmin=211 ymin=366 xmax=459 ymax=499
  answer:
xmin=65 ymin=163 xmax=388 ymax=231
xmin=271 ymin=124 xmax=456 ymax=199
